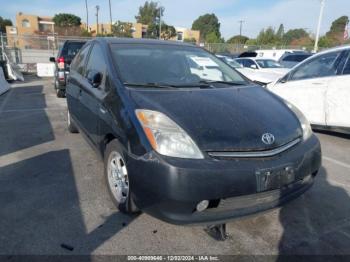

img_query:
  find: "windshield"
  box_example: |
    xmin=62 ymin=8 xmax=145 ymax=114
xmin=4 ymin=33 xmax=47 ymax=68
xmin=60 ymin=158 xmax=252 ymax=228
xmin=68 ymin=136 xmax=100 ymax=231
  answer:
xmin=256 ymin=59 xmax=283 ymax=68
xmin=110 ymin=44 xmax=247 ymax=87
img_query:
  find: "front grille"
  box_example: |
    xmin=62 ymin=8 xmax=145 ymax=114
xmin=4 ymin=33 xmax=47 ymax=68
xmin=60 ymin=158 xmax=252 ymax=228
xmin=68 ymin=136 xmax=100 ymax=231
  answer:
xmin=207 ymin=138 xmax=301 ymax=159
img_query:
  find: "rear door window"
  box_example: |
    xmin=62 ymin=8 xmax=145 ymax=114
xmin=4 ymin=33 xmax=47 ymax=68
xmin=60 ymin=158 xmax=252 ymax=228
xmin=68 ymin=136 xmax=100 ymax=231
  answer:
xmin=290 ymin=51 xmax=342 ymax=81
xmin=340 ymin=52 xmax=350 ymax=75
xmin=85 ymin=44 xmax=107 ymax=81
xmin=71 ymin=44 xmax=91 ymax=75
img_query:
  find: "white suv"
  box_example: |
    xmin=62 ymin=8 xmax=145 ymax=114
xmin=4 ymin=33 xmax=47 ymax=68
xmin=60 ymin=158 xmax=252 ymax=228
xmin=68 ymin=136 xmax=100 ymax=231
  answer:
xmin=268 ymin=45 xmax=350 ymax=133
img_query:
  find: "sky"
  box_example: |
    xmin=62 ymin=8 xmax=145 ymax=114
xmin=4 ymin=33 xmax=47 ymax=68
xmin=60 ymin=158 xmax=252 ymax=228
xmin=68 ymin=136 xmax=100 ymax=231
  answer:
xmin=1 ymin=0 xmax=349 ymax=39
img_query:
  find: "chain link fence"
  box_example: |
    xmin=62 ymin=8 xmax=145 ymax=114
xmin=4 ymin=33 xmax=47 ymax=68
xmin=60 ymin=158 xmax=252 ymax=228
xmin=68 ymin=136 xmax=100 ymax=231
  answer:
xmin=0 ymin=33 xmax=313 ymax=74
xmin=204 ymin=43 xmax=312 ymax=55
xmin=0 ymin=33 xmax=93 ymax=73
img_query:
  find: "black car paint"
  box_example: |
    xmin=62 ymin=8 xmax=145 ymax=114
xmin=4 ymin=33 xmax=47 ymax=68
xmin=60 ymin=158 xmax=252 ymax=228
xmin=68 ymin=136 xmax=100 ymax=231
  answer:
xmin=66 ymin=38 xmax=321 ymax=225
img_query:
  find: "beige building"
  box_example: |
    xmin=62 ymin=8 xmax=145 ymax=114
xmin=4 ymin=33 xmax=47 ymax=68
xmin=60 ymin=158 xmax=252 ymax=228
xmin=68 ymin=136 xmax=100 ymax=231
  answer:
xmin=89 ymin=23 xmax=112 ymax=36
xmin=6 ymin=12 xmax=55 ymax=48
xmin=6 ymin=12 xmax=200 ymax=48
xmin=172 ymin=27 xmax=200 ymax=44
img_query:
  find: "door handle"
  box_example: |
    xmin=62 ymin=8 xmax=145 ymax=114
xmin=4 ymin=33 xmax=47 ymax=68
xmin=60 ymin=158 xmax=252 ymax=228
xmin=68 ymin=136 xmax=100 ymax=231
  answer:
xmin=100 ymin=107 xmax=107 ymax=114
xmin=312 ymin=82 xmax=323 ymax=85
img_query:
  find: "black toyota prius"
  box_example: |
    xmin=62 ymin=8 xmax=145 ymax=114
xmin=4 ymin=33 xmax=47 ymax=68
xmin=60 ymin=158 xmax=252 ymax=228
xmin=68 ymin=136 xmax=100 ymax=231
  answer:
xmin=66 ymin=38 xmax=321 ymax=225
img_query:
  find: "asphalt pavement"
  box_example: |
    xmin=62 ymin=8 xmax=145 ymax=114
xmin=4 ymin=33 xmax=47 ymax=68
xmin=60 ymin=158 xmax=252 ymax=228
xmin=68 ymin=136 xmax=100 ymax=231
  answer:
xmin=0 ymin=76 xmax=349 ymax=256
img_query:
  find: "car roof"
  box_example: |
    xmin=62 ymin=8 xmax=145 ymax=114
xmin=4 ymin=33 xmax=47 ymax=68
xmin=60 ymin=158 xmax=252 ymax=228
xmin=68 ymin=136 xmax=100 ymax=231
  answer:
xmin=93 ymin=37 xmax=197 ymax=47
xmin=316 ymin=44 xmax=350 ymax=55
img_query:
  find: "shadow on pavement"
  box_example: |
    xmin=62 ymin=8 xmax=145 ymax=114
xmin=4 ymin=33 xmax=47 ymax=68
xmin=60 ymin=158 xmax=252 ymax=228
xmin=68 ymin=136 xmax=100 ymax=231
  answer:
xmin=0 ymin=149 xmax=136 ymax=255
xmin=278 ymin=167 xmax=350 ymax=255
xmin=0 ymin=85 xmax=55 ymax=157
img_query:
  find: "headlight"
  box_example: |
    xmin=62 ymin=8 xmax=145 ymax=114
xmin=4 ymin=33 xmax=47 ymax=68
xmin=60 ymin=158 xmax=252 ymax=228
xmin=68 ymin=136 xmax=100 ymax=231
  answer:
xmin=285 ymin=101 xmax=312 ymax=140
xmin=135 ymin=109 xmax=204 ymax=159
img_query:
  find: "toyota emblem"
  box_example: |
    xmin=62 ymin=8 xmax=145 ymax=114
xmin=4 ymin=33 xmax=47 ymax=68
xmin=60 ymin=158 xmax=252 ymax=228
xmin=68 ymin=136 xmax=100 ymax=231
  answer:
xmin=262 ymin=133 xmax=275 ymax=145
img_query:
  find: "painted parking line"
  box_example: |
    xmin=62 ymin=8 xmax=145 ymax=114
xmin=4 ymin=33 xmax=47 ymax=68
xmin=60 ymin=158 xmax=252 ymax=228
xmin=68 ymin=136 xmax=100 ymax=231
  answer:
xmin=323 ymin=156 xmax=350 ymax=170
xmin=1 ymin=107 xmax=64 ymax=113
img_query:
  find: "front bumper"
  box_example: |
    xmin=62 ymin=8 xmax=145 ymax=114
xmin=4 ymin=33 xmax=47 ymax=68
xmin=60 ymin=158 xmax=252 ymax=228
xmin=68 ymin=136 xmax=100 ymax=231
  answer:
xmin=127 ymin=135 xmax=321 ymax=225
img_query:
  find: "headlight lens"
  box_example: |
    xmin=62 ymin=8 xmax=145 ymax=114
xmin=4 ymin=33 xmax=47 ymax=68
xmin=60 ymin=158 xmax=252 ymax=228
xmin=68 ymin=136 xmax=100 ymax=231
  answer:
xmin=135 ymin=109 xmax=204 ymax=159
xmin=285 ymin=101 xmax=312 ymax=140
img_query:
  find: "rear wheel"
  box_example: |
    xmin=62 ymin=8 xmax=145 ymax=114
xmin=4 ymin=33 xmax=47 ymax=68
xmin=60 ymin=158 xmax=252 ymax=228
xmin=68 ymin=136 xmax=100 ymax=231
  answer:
xmin=104 ymin=140 xmax=139 ymax=214
xmin=67 ymin=110 xmax=79 ymax=133
xmin=56 ymin=88 xmax=65 ymax=98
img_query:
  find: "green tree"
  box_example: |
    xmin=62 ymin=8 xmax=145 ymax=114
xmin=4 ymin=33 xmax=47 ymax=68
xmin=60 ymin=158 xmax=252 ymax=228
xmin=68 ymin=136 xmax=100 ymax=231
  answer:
xmin=135 ymin=1 xmax=163 ymax=25
xmin=246 ymin=38 xmax=258 ymax=45
xmin=53 ymin=13 xmax=81 ymax=27
xmin=325 ymin=16 xmax=349 ymax=46
xmin=257 ymin=27 xmax=277 ymax=45
xmin=184 ymin=38 xmax=197 ymax=44
xmin=205 ymin=31 xmax=222 ymax=43
xmin=283 ymin=28 xmax=309 ymax=44
xmin=192 ymin=14 xmax=221 ymax=42
xmin=112 ymin=21 xmax=133 ymax=38
xmin=226 ymin=35 xmax=249 ymax=44
xmin=318 ymin=35 xmax=333 ymax=48
xmin=0 ymin=16 xmax=13 ymax=32
xmin=160 ymin=23 xmax=176 ymax=40
xmin=80 ymin=29 xmax=92 ymax=37
xmin=276 ymin=24 xmax=285 ymax=41
xmin=328 ymin=16 xmax=349 ymax=34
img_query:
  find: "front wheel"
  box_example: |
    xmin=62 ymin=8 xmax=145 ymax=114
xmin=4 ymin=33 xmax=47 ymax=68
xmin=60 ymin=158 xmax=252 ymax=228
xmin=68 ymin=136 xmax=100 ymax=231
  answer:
xmin=104 ymin=140 xmax=139 ymax=214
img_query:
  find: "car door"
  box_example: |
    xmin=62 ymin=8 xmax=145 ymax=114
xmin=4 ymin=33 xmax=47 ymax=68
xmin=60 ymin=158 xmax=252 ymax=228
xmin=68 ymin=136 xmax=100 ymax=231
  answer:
xmin=66 ymin=43 xmax=91 ymax=127
xmin=269 ymin=50 xmax=343 ymax=126
xmin=326 ymin=50 xmax=350 ymax=128
xmin=78 ymin=43 xmax=108 ymax=145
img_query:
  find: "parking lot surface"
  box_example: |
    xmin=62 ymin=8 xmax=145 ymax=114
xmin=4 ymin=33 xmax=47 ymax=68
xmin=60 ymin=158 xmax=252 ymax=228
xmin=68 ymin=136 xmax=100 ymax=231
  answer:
xmin=0 ymin=77 xmax=350 ymax=256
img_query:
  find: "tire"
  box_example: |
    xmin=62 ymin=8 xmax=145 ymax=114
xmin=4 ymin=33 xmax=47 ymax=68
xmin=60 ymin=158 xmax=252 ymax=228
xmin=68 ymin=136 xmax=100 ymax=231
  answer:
xmin=67 ymin=110 xmax=79 ymax=133
xmin=104 ymin=139 xmax=139 ymax=214
xmin=56 ymin=88 xmax=66 ymax=98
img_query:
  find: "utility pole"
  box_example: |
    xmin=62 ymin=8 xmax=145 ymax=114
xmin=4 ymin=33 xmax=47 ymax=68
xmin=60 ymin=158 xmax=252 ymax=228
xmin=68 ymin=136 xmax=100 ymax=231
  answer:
xmin=238 ymin=20 xmax=244 ymax=37
xmin=314 ymin=0 xmax=325 ymax=53
xmin=108 ymin=0 xmax=113 ymax=31
xmin=159 ymin=6 xmax=162 ymax=40
xmin=96 ymin=5 xmax=100 ymax=35
xmin=85 ymin=0 xmax=89 ymax=31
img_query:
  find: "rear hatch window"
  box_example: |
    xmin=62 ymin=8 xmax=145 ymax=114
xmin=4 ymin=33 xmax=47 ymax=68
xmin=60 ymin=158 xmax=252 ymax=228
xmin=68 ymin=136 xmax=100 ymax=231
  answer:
xmin=62 ymin=42 xmax=85 ymax=63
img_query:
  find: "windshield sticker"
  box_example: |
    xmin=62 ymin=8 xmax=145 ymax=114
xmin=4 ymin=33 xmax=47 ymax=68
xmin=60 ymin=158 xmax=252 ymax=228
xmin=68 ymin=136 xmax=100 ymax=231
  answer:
xmin=190 ymin=56 xmax=218 ymax=67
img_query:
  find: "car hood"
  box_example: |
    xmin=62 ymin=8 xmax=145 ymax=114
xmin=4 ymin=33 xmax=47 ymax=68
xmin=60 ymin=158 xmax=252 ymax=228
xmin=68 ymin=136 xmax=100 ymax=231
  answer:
xmin=128 ymin=85 xmax=302 ymax=152
xmin=236 ymin=68 xmax=281 ymax=84
xmin=259 ymin=68 xmax=290 ymax=75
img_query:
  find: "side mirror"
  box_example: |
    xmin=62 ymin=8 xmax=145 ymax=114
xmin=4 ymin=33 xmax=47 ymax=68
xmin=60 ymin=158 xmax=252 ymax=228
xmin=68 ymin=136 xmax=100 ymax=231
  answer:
xmin=87 ymin=70 xmax=102 ymax=88
xmin=250 ymin=64 xmax=257 ymax=69
xmin=49 ymin=57 xmax=56 ymax=62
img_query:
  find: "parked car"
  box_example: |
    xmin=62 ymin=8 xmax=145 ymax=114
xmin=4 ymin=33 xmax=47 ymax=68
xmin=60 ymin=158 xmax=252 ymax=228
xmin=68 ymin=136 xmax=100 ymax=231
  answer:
xmin=50 ymin=40 xmax=86 ymax=97
xmin=234 ymin=57 xmax=290 ymax=84
xmin=268 ymin=45 xmax=350 ymax=134
xmin=66 ymin=38 xmax=321 ymax=225
xmin=217 ymin=55 xmax=283 ymax=86
xmin=278 ymin=52 xmax=312 ymax=68
xmin=255 ymin=49 xmax=308 ymax=61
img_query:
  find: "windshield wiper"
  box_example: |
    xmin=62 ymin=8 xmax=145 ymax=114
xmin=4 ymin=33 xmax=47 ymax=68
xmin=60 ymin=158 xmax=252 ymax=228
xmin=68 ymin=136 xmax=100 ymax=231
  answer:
xmin=199 ymin=80 xmax=246 ymax=86
xmin=124 ymin=82 xmax=176 ymax=89
xmin=124 ymin=82 xmax=213 ymax=89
